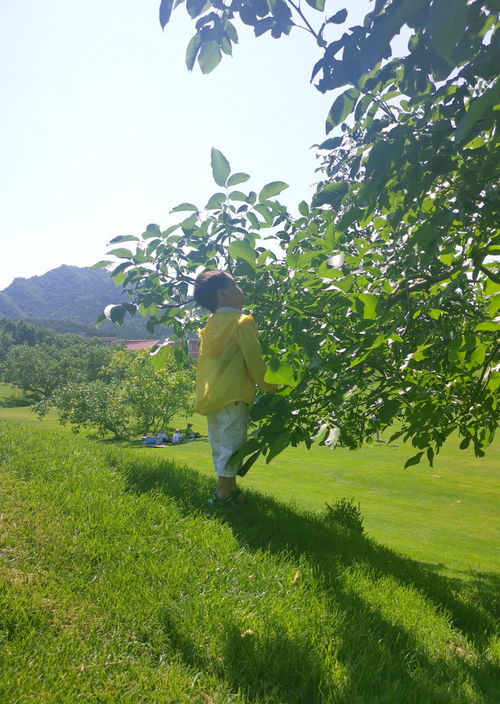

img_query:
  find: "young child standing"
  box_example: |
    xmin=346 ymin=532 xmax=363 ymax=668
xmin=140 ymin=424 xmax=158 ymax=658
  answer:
xmin=193 ymin=270 xmax=277 ymax=506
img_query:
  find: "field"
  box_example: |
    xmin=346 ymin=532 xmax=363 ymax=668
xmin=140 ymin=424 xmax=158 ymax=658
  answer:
xmin=1 ymin=387 xmax=499 ymax=702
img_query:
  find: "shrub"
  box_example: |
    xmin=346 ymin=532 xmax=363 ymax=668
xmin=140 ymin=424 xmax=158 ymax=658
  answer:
xmin=324 ymin=498 xmax=364 ymax=534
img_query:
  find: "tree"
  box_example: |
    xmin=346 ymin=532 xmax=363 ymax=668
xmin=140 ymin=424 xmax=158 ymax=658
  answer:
xmin=1 ymin=338 xmax=115 ymax=402
xmin=45 ymin=380 xmax=133 ymax=439
xmin=107 ymin=348 xmax=194 ymax=434
xmin=100 ymin=0 xmax=499 ymax=468
xmin=42 ymin=347 xmax=195 ymax=438
xmin=0 ymin=318 xmax=59 ymax=361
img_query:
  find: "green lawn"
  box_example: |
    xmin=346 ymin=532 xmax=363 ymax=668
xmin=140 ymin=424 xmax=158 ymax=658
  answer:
xmin=133 ymin=412 xmax=500 ymax=583
xmin=1 ymin=385 xmax=498 ymax=583
xmin=0 ymin=417 xmax=499 ymax=703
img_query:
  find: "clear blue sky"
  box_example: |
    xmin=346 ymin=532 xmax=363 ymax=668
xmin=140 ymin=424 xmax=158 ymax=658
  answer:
xmin=0 ymin=0 xmax=375 ymax=289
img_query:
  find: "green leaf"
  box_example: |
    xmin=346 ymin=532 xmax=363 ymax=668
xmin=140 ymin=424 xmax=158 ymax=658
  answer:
xmin=475 ymin=321 xmax=500 ymax=332
xmin=378 ymin=399 xmax=400 ymax=424
xmin=227 ymin=172 xmax=250 ymax=186
xmin=488 ymin=373 xmax=500 ymax=393
xmin=318 ymin=137 xmax=343 ymax=149
xmin=108 ymin=248 xmax=134 ymax=259
xmin=186 ymin=33 xmax=202 ymax=71
xmin=221 ymin=36 xmax=232 ymax=56
xmin=186 ymin=0 xmax=209 ymax=20
xmin=159 ymin=224 xmax=180 ymax=238
xmin=404 ymin=452 xmax=424 ymax=469
xmin=311 ymin=182 xmax=348 ymax=208
xmin=92 ymin=260 xmax=111 ymax=269
xmin=210 ymin=148 xmax=231 ymax=187
xmin=159 ymin=0 xmax=174 ymax=29
xmin=489 ymin=294 xmax=500 ymax=317
xmin=326 ymin=88 xmax=359 ymax=133
xmin=205 ymin=192 xmax=226 ymax=209
xmin=427 ymin=0 xmax=467 ymax=63
xmin=259 ymin=181 xmax=289 ymax=201
xmin=108 ymin=235 xmax=140 ymax=244
xmin=170 ymin=202 xmax=199 ymax=213
xmin=228 ymin=437 xmax=260 ymax=467
xmin=470 ymin=344 xmax=487 ymax=367
xmin=429 ymin=309 xmax=443 ymax=320
xmin=439 ymin=253 xmax=454 ymax=266
xmin=228 ymin=239 xmax=255 ymax=266
xmin=357 ymin=293 xmax=378 ymax=320
xmin=266 ymin=431 xmax=292 ymax=464
xmin=247 ymin=211 xmax=260 ymax=229
xmin=264 ymin=362 xmax=295 ymax=386
xmin=305 ymin=0 xmax=325 ymax=10
xmin=198 ymin=40 xmax=222 ymax=75
xmin=327 ymin=9 xmax=347 ymax=24
xmin=225 ymin=20 xmax=238 ymax=43
xmin=105 ymin=302 xmax=137 ymax=325
xmin=149 ymin=342 xmax=173 ymax=370
xmin=484 ymin=278 xmax=500 ymax=296
xmin=229 ymin=191 xmax=247 ymax=201
xmin=298 ymin=200 xmax=309 ymax=216
xmin=254 ymin=204 xmax=273 ymax=226
xmin=456 ymin=80 xmax=500 ymax=144
xmin=237 ymin=450 xmax=260 ymax=477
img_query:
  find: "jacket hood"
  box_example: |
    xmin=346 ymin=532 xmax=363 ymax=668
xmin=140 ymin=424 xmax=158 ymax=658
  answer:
xmin=199 ymin=312 xmax=246 ymax=356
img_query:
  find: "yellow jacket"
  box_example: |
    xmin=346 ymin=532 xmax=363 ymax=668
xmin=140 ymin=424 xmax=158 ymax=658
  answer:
xmin=195 ymin=311 xmax=275 ymax=415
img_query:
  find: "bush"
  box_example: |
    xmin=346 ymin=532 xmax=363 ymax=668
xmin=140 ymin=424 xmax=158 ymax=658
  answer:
xmin=324 ymin=498 xmax=364 ymax=534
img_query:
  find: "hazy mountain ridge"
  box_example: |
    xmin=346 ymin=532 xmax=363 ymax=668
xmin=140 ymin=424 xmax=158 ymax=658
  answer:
xmin=0 ymin=265 xmax=167 ymax=338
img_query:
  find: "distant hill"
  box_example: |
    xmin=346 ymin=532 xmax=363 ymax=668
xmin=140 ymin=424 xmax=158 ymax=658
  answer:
xmin=0 ymin=265 xmax=171 ymax=338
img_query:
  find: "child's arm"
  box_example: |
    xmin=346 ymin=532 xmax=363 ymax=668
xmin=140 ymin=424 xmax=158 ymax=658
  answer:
xmin=237 ymin=316 xmax=277 ymax=393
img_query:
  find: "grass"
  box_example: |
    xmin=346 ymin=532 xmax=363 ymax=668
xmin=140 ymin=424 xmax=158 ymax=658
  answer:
xmin=0 ymin=384 xmax=499 ymax=583
xmin=134 ymin=412 xmax=500 ymax=584
xmin=1 ymin=419 xmax=499 ymax=703
xmin=1 ymin=385 xmax=499 ymax=701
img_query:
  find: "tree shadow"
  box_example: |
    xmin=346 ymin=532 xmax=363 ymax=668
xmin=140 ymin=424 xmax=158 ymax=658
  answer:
xmin=111 ymin=452 xmax=499 ymax=703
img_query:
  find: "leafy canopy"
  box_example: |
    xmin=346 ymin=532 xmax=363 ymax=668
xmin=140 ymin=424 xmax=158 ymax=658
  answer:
xmin=103 ymin=0 xmax=499 ymax=468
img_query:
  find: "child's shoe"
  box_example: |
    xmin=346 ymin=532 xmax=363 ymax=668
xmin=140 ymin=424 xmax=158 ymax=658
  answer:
xmin=208 ymin=488 xmax=245 ymax=508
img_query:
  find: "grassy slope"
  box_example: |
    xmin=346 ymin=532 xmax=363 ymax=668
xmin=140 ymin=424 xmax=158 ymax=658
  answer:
xmin=0 ymin=385 xmax=498 ymax=583
xmin=0 ymin=419 xmax=499 ymax=704
xmin=134 ymin=413 xmax=500 ymax=583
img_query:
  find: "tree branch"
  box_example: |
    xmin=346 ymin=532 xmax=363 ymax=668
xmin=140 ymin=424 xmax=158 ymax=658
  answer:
xmin=287 ymin=0 xmax=320 ymax=40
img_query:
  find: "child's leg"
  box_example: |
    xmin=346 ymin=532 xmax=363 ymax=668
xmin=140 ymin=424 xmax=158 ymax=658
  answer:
xmin=207 ymin=402 xmax=248 ymax=500
xmin=216 ymin=475 xmax=238 ymax=499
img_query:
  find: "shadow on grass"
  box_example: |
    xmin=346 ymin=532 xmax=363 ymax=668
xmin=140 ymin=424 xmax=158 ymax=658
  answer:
xmin=111 ymin=452 xmax=499 ymax=704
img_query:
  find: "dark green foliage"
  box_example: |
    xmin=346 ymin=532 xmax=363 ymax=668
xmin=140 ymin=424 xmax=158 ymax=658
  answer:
xmin=1 ymin=338 xmax=115 ymax=402
xmin=38 ymin=348 xmax=194 ymax=438
xmin=0 ymin=318 xmax=58 ymax=360
xmin=324 ymin=497 xmax=364 ymax=534
xmin=103 ymin=1 xmax=499 ymax=467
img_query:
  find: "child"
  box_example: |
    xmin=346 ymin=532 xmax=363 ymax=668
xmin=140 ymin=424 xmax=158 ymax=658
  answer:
xmin=193 ymin=270 xmax=277 ymax=506
xmin=184 ymin=423 xmax=200 ymax=439
xmin=171 ymin=429 xmax=183 ymax=445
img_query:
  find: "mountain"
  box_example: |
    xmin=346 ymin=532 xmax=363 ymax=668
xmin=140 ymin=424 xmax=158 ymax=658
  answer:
xmin=0 ymin=265 xmax=170 ymax=338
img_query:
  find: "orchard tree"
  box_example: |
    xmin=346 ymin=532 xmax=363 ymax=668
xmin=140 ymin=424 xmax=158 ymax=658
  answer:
xmin=40 ymin=347 xmax=195 ymax=438
xmin=107 ymin=348 xmax=194 ymax=433
xmin=1 ymin=339 xmax=115 ymax=402
xmin=0 ymin=318 xmax=58 ymax=360
xmin=43 ymin=380 xmax=133 ymax=439
xmin=99 ymin=0 xmax=499 ymax=469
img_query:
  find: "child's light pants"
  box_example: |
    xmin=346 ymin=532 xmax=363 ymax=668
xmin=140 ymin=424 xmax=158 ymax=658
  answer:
xmin=207 ymin=401 xmax=249 ymax=477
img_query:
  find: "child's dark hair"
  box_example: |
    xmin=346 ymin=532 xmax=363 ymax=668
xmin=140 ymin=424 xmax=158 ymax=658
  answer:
xmin=193 ymin=270 xmax=232 ymax=312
